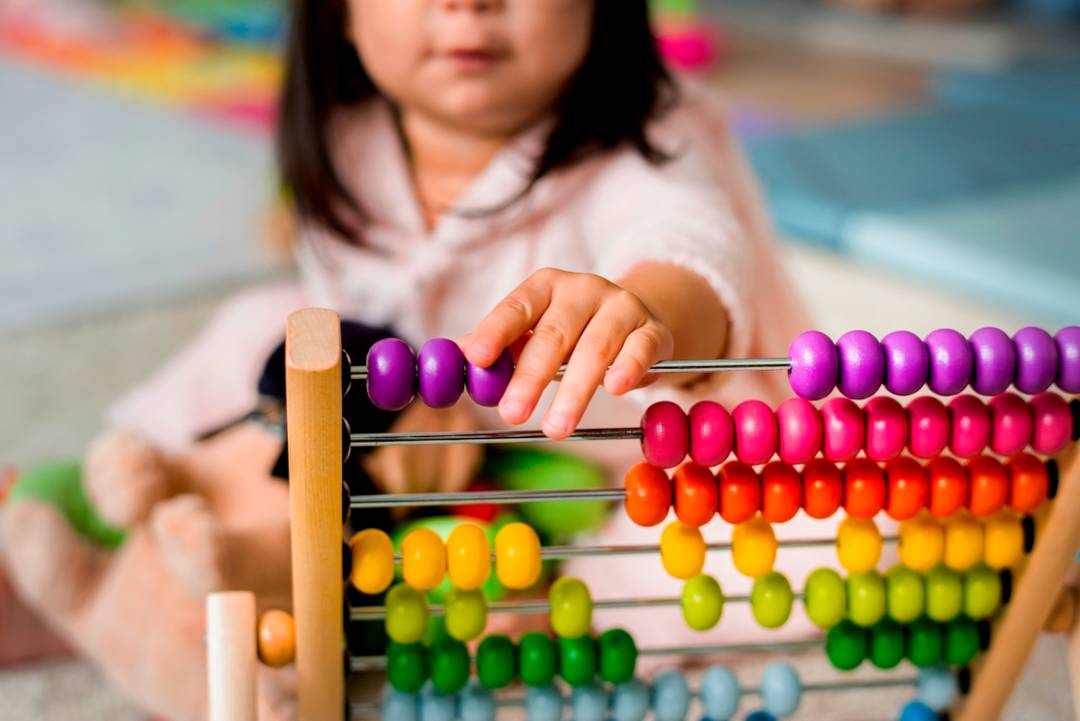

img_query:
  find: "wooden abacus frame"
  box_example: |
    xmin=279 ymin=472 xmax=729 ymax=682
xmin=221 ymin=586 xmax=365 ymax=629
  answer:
xmin=207 ymin=308 xmax=1080 ymax=721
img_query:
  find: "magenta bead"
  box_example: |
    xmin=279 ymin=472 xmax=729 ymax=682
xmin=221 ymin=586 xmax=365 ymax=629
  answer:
xmin=907 ymin=396 xmax=950 ymax=459
xmin=863 ymin=396 xmax=908 ymax=461
xmin=969 ymin=327 xmax=1016 ymax=396
xmin=466 ymin=348 xmax=513 ymax=407
xmin=1030 ymin=392 xmax=1072 ymax=456
xmin=417 ymin=338 xmax=465 ymax=408
xmin=689 ymin=400 xmax=734 ymax=467
xmin=776 ymin=397 xmax=823 ymax=465
xmin=925 ymin=329 xmax=974 ymax=396
xmin=989 ymin=393 xmax=1033 ymax=457
xmin=733 ymin=400 xmax=778 ymax=465
xmin=836 ymin=330 xmax=885 ymax=399
xmin=881 ymin=330 xmax=929 ymax=396
xmin=820 ymin=398 xmax=865 ymax=462
xmin=1014 ymin=327 xmax=1059 ymax=395
xmin=788 ymin=331 xmax=838 ymax=400
xmin=1056 ymin=327 xmax=1080 ymax=393
xmin=948 ymin=395 xmax=990 ymax=459
xmin=641 ymin=401 xmax=689 ymax=468
xmin=366 ymin=338 xmax=416 ymax=411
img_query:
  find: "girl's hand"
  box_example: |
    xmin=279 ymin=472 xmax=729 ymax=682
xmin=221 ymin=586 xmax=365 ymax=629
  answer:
xmin=461 ymin=268 xmax=675 ymax=439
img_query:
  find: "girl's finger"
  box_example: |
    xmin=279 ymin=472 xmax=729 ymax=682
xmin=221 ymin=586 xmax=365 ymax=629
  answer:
xmin=603 ymin=322 xmax=674 ymax=396
xmin=542 ymin=302 xmax=642 ymax=438
xmin=463 ymin=270 xmax=559 ymax=368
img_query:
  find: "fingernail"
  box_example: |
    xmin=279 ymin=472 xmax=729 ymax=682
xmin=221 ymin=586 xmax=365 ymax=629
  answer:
xmin=605 ymin=367 xmax=628 ymax=391
xmin=544 ymin=411 xmax=572 ymax=436
xmin=471 ymin=338 xmax=495 ymax=362
xmin=501 ymin=392 xmax=529 ymax=421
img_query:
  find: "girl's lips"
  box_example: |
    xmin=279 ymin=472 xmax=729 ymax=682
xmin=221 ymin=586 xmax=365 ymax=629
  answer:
xmin=441 ymin=48 xmax=504 ymax=72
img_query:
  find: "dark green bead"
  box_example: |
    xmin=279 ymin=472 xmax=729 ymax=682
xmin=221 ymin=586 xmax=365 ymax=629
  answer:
xmin=906 ymin=617 xmax=944 ymax=668
xmin=519 ymin=632 xmax=557 ymax=687
xmin=868 ymin=619 xmax=905 ymax=670
xmin=386 ymin=642 xmax=429 ymax=693
xmin=597 ymin=628 xmax=637 ymax=684
xmin=558 ymin=635 xmax=596 ymax=687
xmin=945 ymin=616 xmax=981 ymax=667
xmin=826 ymin=620 xmax=867 ymax=671
xmin=430 ymin=636 xmax=470 ymax=694
xmin=476 ymin=635 xmax=516 ymax=689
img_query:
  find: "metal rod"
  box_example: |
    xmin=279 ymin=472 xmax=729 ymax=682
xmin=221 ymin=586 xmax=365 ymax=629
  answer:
xmin=351 ymin=487 xmax=625 ymax=508
xmin=350 ymin=357 xmax=791 ymax=381
xmin=351 ymin=426 xmax=641 ymax=448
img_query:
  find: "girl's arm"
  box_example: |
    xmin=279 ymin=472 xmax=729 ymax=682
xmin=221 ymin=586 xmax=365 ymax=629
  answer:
xmin=461 ymin=263 xmax=730 ymax=440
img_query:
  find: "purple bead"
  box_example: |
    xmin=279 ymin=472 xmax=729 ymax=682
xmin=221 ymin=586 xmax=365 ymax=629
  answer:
xmin=788 ymin=331 xmax=838 ymax=400
xmin=1056 ymin=326 xmax=1080 ymax=393
xmin=1014 ymin=327 xmax=1059 ymax=395
xmin=969 ymin=327 xmax=1016 ymax=396
xmin=881 ymin=330 xmax=928 ymax=395
xmin=366 ymin=338 xmax=416 ymax=411
xmin=466 ymin=348 xmax=514 ymax=407
xmin=417 ymin=338 xmax=465 ymax=408
xmin=925 ymin=329 xmax=973 ymax=396
xmin=836 ymin=330 xmax=884 ymax=399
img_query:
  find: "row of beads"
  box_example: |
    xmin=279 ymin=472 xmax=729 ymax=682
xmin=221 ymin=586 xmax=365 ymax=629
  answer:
xmin=366 ymin=337 xmax=514 ymax=411
xmin=640 ymin=392 xmax=1075 ymax=469
xmin=826 ymin=616 xmax=984 ymax=672
xmin=626 ymin=452 xmax=1051 ymax=527
xmin=787 ymin=326 xmax=1080 ymax=400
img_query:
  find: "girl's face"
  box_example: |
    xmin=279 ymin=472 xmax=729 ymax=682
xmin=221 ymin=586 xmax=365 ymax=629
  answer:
xmin=347 ymin=0 xmax=593 ymax=136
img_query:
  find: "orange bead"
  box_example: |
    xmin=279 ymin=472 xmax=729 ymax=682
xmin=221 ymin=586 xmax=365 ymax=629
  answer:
xmin=844 ymin=458 xmax=886 ymax=519
xmin=885 ymin=457 xmax=929 ymax=521
xmin=1008 ymin=452 xmax=1048 ymax=514
xmin=761 ymin=461 xmax=802 ymax=523
xmin=928 ymin=457 xmax=968 ymax=519
xmin=718 ymin=461 xmax=761 ymax=524
xmin=624 ymin=462 xmax=672 ymax=527
xmin=968 ymin=456 xmax=1010 ymax=517
xmin=258 ymin=610 xmax=296 ymax=668
xmin=674 ymin=462 xmax=718 ymax=527
xmin=802 ymin=458 xmax=844 ymax=520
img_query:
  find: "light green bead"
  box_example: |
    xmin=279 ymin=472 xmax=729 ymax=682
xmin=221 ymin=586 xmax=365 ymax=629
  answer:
xmin=926 ymin=566 xmax=964 ymax=623
xmin=964 ymin=564 xmax=1002 ymax=621
xmin=885 ymin=564 xmax=925 ymax=624
xmin=549 ymin=577 xmax=593 ymax=638
xmin=751 ymin=572 xmax=794 ymax=629
xmin=385 ymin=583 xmax=430 ymax=644
xmin=681 ymin=574 xmax=725 ymax=630
xmin=445 ymin=588 xmax=487 ymax=641
xmin=804 ymin=568 xmax=846 ymax=629
xmin=847 ymin=571 xmax=886 ymax=628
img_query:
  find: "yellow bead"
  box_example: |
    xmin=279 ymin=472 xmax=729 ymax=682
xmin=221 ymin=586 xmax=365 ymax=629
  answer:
xmin=899 ymin=513 xmax=945 ymax=572
xmin=836 ymin=516 xmax=883 ymax=574
xmin=495 ymin=522 xmax=542 ymax=590
xmin=350 ymin=528 xmax=395 ymax=595
xmin=257 ymin=610 xmax=295 ymax=668
xmin=660 ymin=521 xmax=707 ymax=579
xmin=447 ymin=523 xmax=491 ymax=591
xmin=731 ymin=515 xmax=777 ymax=579
xmin=943 ymin=513 xmax=984 ymax=572
xmin=983 ymin=512 xmax=1024 ymax=570
xmin=401 ymin=528 xmax=447 ymax=591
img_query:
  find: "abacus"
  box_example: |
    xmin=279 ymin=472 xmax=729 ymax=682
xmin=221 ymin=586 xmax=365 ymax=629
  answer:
xmin=206 ymin=310 xmax=1080 ymax=721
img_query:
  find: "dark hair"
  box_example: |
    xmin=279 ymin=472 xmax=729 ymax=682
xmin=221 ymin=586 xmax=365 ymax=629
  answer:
xmin=278 ymin=0 xmax=676 ymax=242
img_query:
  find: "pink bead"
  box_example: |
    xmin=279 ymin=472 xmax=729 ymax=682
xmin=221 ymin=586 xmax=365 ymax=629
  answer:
xmin=689 ymin=400 xmax=734 ymax=467
xmin=949 ymin=394 xmax=991 ymax=458
xmin=776 ymin=397 xmax=823 ymax=465
xmin=907 ymin=396 xmax=950 ymax=459
xmin=641 ymin=401 xmax=689 ymax=469
xmin=864 ymin=396 xmax=908 ymax=461
xmin=820 ymin=397 xmax=865 ymax=462
xmin=732 ymin=400 xmax=778 ymax=465
xmin=1030 ymin=392 xmax=1072 ymax=456
xmin=989 ymin=392 xmax=1033 ymax=457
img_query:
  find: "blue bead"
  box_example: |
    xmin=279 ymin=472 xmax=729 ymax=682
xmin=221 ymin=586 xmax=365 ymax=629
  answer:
xmin=744 ymin=712 xmax=777 ymax=721
xmin=759 ymin=663 xmax=801 ymax=718
xmin=419 ymin=683 xmax=456 ymax=721
xmin=527 ymin=684 xmax=565 ymax=721
xmin=653 ymin=670 xmax=692 ymax=721
xmin=571 ymin=682 xmax=609 ymax=721
xmin=917 ymin=666 xmax=958 ymax=712
xmin=701 ymin=666 xmax=741 ymax=721
xmin=898 ymin=700 xmax=938 ymax=721
xmin=382 ymin=686 xmax=419 ymax=721
xmin=460 ymin=682 xmax=495 ymax=721
xmin=612 ymin=678 xmax=651 ymax=721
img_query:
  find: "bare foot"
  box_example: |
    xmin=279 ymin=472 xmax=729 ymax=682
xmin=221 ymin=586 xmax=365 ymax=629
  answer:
xmin=151 ymin=494 xmax=226 ymax=597
xmin=0 ymin=565 xmax=72 ymax=666
xmin=85 ymin=431 xmax=170 ymax=528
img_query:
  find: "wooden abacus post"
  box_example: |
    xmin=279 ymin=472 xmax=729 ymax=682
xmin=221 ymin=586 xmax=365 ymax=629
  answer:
xmin=286 ymin=309 xmax=345 ymax=721
xmin=206 ymin=591 xmax=257 ymax=721
xmin=958 ymin=443 xmax=1080 ymax=721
